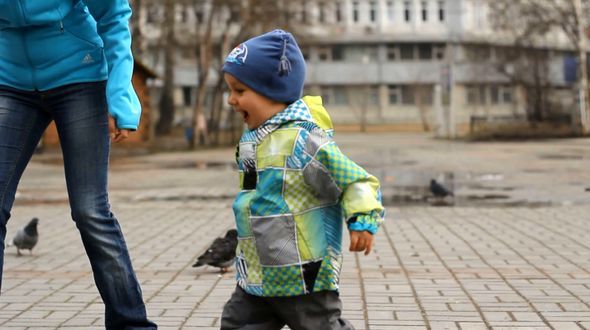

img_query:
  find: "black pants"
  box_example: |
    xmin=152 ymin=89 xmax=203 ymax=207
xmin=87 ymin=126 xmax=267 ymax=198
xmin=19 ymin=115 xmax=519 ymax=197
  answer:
xmin=221 ymin=286 xmax=354 ymax=330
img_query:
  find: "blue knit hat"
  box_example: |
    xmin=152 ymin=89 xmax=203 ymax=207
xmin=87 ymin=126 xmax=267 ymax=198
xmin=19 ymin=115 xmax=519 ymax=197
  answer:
xmin=222 ymin=29 xmax=306 ymax=104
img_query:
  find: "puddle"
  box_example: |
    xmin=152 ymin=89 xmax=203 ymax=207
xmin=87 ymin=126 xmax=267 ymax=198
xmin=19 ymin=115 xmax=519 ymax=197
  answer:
xmin=33 ymin=155 xmax=238 ymax=171
xmin=465 ymin=194 xmax=510 ymax=200
xmin=152 ymin=161 xmax=237 ymax=170
xmin=109 ymin=160 xmax=238 ymax=171
xmin=464 ymin=184 xmax=515 ymax=191
xmin=538 ymin=153 xmax=584 ymax=160
xmin=372 ymin=168 xmax=559 ymax=208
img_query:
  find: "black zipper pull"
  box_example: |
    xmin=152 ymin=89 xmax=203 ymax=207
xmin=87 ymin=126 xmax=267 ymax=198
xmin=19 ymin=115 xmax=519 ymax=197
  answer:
xmin=59 ymin=21 xmax=64 ymax=33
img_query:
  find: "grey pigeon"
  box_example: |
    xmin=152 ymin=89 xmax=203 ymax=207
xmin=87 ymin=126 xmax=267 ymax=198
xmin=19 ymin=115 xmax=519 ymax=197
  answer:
xmin=192 ymin=229 xmax=238 ymax=273
xmin=430 ymin=179 xmax=453 ymax=198
xmin=9 ymin=217 xmax=39 ymax=256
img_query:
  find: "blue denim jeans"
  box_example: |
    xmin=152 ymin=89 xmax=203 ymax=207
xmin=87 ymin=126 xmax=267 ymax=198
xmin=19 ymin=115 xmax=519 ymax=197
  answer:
xmin=0 ymin=82 xmax=157 ymax=329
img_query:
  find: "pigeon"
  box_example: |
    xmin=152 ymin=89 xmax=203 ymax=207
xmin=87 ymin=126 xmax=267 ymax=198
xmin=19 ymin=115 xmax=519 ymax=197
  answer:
xmin=430 ymin=179 xmax=454 ymax=198
xmin=192 ymin=229 xmax=238 ymax=273
xmin=8 ymin=217 xmax=39 ymax=256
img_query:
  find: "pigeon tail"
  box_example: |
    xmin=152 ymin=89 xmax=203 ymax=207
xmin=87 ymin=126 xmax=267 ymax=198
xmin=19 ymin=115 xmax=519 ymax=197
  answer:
xmin=192 ymin=260 xmax=205 ymax=268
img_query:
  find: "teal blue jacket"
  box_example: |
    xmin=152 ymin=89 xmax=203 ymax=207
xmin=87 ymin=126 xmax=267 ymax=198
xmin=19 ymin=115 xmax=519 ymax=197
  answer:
xmin=0 ymin=0 xmax=141 ymax=129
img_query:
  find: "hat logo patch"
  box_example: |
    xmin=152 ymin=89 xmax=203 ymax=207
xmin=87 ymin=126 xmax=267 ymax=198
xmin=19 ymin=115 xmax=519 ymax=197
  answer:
xmin=226 ymin=43 xmax=248 ymax=65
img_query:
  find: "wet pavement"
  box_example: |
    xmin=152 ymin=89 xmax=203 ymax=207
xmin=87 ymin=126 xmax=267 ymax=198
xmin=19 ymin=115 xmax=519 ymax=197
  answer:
xmin=2 ymin=132 xmax=590 ymax=329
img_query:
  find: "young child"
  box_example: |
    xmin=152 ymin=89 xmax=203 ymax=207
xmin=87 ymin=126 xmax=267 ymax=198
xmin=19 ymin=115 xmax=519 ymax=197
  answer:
xmin=221 ymin=29 xmax=385 ymax=330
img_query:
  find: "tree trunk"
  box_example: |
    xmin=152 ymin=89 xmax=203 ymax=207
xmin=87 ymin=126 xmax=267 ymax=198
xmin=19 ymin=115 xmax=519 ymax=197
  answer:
xmin=155 ymin=0 xmax=176 ymax=136
xmin=210 ymin=30 xmax=232 ymax=146
xmin=416 ymin=86 xmax=431 ymax=131
xmin=191 ymin=3 xmax=217 ymax=148
xmin=130 ymin=0 xmax=142 ymax=56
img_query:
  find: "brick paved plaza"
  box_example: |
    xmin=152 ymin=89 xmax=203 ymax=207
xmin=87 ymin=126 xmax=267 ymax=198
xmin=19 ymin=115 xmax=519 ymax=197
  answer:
xmin=1 ymin=133 xmax=590 ymax=329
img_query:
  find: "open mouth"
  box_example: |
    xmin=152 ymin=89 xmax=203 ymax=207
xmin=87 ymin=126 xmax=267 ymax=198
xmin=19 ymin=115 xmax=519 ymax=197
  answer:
xmin=240 ymin=111 xmax=249 ymax=122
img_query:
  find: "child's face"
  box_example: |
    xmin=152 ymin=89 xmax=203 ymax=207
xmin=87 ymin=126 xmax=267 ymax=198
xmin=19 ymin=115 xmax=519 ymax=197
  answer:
xmin=224 ymin=73 xmax=286 ymax=130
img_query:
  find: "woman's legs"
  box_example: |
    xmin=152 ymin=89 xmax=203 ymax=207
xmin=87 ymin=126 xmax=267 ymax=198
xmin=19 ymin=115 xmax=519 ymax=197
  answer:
xmin=0 ymin=86 xmax=51 ymax=292
xmin=48 ymin=82 xmax=156 ymax=329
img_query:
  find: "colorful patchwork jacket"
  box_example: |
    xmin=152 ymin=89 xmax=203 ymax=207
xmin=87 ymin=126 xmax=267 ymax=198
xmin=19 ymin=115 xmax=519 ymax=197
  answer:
xmin=233 ymin=95 xmax=385 ymax=297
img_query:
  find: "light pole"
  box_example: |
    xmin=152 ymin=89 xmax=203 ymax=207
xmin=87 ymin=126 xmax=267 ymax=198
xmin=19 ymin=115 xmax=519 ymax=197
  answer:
xmin=574 ymin=0 xmax=589 ymax=133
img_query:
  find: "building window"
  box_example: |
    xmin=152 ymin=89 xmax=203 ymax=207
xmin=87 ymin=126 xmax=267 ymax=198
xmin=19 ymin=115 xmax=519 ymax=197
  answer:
xmin=147 ymin=6 xmax=160 ymax=23
xmin=332 ymin=45 xmax=345 ymax=61
xmin=490 ymin=86 xmax=499 ymax=104
xmin=404 ymin=1 xmax=411 ymax=22
xmin=195 ymin=8 xmax=204 ymax=24
xmin=501 ymin=87 xmax=513 ymax=103
xmin=182 ymin=86 xmax=193 ymax=107
xmin=334 ymin=87 xmax=348 ymax=105
xmin=466 ymin=85 xmax=488 ymax=105
xmin=421 ymin=1 xmax=428 ymax=21
xmin=466 ymin=86 xmax=479 ymax=105
xmin=466 ymin=45 xmax=491 ymax=61
xmin=300 ymin=46 xmax=310 ymax=61
xmin=438 ymin=0 xmax=445 ymax=22
xmin=388 ymin=85 xmax=401 ymax=104
xmin=417 ymin=85 xmax=434 ymax=105
xmin=418 ymin=44 xmax=432 ymax=60
xmin=318 ymin=2 xmax=326 ymax=23
xmin=491 ymin=85 xmax=513 ymax=104
xmin=479 ymin=86 xmax=486 ymax=104
xmin=321 ymin=87 xmax=333 ymax=105
xmin=402 ymin=85 xmax=416 ymax=104
xmin=369 ymin=1 xmax=377 ymax=23
xmin=336 ymin=2 xmax=343 ymax=22
xmin=387 ymin=45 xmax=400 ymax=61
xmin=317 ymin=47 xmax=331 ymax=61
xmin=177 ymin=5 xmax=188 ymax=23
xmin=433 ymin=45 xmax=446 ymax=60
xmin=321 ymin=87 xmax=349 ymax=105
xmin=387 ymin=1 xmax=395 ymax=22
xmin=366 ymin=47 xmax=379 ymax=62
xmin=400 ymin=44 xmax=415 ymax=60
xmin=301 ymin=1 xmax=308 ymax=23
xmin=368 ymin=87 xmax=379 ymax=106
xmin=470 ymin=85 xmax=514 ymax=105
xmin=228 ymin=6 xmax=240 ymax=22
xmin=353 ymin=1 xmax=360 ymax=22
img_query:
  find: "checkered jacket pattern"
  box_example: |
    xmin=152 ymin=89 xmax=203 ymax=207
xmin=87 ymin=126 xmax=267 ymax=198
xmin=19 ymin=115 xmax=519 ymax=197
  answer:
xmin=232 ymin=96 xmax=385 ymax=297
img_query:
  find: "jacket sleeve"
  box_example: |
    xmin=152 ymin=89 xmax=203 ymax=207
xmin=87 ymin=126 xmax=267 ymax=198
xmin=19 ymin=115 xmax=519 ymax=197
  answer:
xmin=301 ymin=129 xmax=385 ymax=234
xmin=84 ymin=0 xmax=141 ymax=130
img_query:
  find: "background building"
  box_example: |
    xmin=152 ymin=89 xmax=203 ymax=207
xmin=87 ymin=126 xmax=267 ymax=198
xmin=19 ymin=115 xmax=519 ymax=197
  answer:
xmin=132 ymin=0 xmax=584 ymax=140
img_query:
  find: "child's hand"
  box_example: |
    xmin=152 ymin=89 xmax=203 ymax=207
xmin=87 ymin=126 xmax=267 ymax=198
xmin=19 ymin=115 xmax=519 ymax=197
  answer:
xmin=349 ymin=231 xmax=374 ymax=255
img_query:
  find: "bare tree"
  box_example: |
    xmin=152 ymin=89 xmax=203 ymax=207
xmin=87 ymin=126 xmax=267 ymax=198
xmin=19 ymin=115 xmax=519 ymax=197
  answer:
xmin=155 ymin=0 xmax=176 ymax=135
xmin=188 ymin=0 xmax=312 ymax=148
xmin=487 ymin=0 xmax=590 ymax=126
xmin=189 ymin=1 xmax=217 ymax=148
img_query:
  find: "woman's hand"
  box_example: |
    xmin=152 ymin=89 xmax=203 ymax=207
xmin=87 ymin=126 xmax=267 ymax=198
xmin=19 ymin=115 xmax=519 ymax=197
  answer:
xmin=349 ymin=230 xmax=374 ymax=256
xmin=108 ymin=116 xmax=130 ymax=142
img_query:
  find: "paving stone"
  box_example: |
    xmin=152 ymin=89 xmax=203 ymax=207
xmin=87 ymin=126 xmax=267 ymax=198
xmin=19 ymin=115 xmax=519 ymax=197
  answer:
xmin=1 ymin=133 xmax=590 ymax=328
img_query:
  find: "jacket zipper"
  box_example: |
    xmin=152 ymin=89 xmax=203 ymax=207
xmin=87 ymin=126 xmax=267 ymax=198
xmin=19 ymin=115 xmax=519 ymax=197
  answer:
xmin=15 ymin=0 xmax=37 ymax=89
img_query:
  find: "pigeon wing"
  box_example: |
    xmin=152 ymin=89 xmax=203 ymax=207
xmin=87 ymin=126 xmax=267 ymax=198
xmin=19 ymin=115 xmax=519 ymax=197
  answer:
xmin=13 ymin=228 xmax=38 ymax=250
xmin=206 ymin=238 xmax=235 ymax=266
xmin=193 ymin=237 xmax=225 ymax=267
